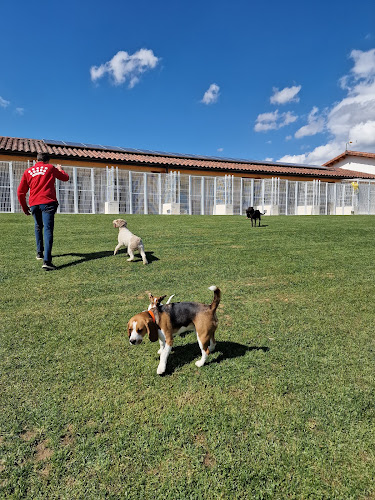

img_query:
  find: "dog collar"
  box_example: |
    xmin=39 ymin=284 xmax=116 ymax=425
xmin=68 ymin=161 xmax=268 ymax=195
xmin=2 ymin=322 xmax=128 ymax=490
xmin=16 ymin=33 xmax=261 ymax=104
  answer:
xmin=148 ymin=309 xmax=156 ymax=323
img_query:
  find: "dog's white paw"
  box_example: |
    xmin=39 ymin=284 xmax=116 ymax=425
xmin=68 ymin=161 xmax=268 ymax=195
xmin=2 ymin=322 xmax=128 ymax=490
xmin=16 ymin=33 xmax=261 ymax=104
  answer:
xmin=157 ymin=348 xmax=163 ymax=355
xmin=157 ymin=363 xmax=166 ymax=375
xmin=127 ymin=258 xmax=134 ymax=262
xmin=195 ymin=359 xmax=205 ymax=368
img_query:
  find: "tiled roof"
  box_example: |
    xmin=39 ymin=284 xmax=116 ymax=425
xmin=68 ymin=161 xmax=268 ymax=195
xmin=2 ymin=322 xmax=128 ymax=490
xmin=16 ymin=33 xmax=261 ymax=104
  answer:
xmin=2 ymin=136 xmax=375 ymax=180
xmin=323 ymin=150 xmax=375 ymax=167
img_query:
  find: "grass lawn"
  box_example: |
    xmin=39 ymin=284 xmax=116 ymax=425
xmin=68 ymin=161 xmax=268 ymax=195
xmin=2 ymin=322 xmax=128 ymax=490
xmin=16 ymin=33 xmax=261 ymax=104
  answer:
xmin=1 ymin=213 xmax=375 ymax=499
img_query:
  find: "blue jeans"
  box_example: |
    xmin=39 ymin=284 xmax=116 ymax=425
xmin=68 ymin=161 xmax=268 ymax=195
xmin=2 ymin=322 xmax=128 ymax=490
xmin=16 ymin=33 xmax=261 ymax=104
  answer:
xmin=30 ymin=202 xmax=58 ymax=263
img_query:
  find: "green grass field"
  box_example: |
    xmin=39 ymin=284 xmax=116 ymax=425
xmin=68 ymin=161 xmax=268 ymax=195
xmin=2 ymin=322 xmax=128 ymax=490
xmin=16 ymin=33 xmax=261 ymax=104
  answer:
xmin=1 ymin=213 xmax=375 ymax=499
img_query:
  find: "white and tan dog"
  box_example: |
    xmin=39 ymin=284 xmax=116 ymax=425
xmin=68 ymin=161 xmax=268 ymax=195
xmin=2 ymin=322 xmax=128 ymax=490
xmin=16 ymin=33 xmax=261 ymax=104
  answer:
xmin=112 ymin=219 xmax=148 ymax=265
xmin=127 ymin=286 xmax=220 ymax=375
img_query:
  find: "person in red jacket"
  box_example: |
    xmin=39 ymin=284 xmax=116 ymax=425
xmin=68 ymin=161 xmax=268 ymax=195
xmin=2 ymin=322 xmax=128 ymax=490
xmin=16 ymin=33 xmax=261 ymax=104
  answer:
xmin=17 ymin=152 xmax=69 ymax=270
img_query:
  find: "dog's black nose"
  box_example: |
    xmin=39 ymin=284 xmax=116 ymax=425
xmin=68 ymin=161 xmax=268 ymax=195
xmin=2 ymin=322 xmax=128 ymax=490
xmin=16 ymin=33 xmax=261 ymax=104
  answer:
xmin=129 ymin=339 xmax=136 ymax=345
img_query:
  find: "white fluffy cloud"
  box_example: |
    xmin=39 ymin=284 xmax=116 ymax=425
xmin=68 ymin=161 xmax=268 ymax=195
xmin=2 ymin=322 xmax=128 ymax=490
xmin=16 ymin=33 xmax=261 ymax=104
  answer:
xmin=0 ymin=96 xmax=10 ymax=108
xmin=90 ymin=49 xmax=159 ymax=88
xmin=201 ymin=83 xmax=220 ymax=105
xmin=294 ymin=106 xmax=325 ymax=138
xmin=350 ymin=48 xmax=375 ymax=78
xmin=279 ymin=48 xmax=375 ymax=165
xmin=254 ymin=110 xmax=297 ymax=132
xmin=270 ymin=85 xmax=301 ymax=105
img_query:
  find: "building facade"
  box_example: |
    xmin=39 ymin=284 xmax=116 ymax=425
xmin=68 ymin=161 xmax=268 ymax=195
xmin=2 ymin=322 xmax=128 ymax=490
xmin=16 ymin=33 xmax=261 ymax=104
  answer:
xmin=324 ymin=150 xmax=375 ymax=176
xmin=2 ymin=136 xmax=375 ymax=215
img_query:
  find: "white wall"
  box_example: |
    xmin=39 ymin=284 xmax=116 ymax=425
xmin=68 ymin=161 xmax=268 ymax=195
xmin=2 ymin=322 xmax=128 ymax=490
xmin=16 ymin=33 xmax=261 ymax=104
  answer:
xmin=336 ymin=156 xmax=375 ymax=175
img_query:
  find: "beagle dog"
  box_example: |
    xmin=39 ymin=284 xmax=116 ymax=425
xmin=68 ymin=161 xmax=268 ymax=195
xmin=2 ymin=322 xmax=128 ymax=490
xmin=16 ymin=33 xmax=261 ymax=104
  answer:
xmin=147 ymin=293 xmax=191 ymax=346
xmin=112 ymin=219 xmax=148 ymax=265
xmin=127 ymin=286 xmax=221 ymax=375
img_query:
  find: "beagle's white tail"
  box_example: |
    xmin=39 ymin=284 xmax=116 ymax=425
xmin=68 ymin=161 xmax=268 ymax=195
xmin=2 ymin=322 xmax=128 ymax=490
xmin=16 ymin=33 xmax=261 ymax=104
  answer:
xmin=166 ymin=294 xmax=175 ymax=304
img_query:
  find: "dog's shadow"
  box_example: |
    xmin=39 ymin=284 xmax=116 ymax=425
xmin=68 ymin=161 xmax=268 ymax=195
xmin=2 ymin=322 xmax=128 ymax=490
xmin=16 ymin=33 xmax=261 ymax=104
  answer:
xmin=54 ymin=251 xmax=159 ymax=269
xmin=161 ymin=341 xmax=269 ymax=375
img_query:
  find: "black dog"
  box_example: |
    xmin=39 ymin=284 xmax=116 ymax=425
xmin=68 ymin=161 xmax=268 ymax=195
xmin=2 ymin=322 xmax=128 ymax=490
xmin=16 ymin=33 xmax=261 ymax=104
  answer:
xmin=246 ymin=207 xmax=264 ymax=227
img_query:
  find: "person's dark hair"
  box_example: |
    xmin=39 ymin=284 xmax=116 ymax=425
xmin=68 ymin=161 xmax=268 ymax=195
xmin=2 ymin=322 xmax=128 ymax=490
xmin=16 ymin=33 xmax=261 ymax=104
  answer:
xmin=37 ymin=152 xmax=50 ymax=163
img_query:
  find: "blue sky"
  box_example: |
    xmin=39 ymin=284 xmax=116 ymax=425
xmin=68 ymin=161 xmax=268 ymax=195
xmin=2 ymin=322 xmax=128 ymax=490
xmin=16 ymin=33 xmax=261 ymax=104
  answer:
xmin=1 ymin=0 xmax=375 ymax=165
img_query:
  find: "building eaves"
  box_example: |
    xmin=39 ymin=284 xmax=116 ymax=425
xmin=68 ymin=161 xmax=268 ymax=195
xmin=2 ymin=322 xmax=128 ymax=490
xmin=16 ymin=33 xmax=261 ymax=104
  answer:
xmin=323 ymin=150 xmax=375 ymax=167
xmin=2 ymin=136 xmax=375 ymax=180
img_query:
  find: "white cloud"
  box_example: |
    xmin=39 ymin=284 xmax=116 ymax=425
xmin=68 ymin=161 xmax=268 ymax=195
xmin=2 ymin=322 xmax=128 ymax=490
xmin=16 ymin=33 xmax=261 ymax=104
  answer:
xmin=15 ymin=107 xmax=24 ymax=115
xmin=350 ymin=48 xmax=375 ymax=78
xmin=270 ymin=85 xmax=301 ymax=105
xmin=283 ymin=111 xmax=298 ymax=125
xmin=279 ymin=48 xmax=375 ymax=165
xmin=217 ymin=147 xmax=224 ymax=152
xmin=0 ymin=96 xmax=10 ymax=108
xmin=90 ymin=48 xmax=159 ymax=87
xmin=264 ymin=157 xmax=274 ymax=162
xmin=254 ymin=110 xmax=297 ymax=132
xmin=294 ymin=106 xmax=325 ymax=138
xmin=349 ymin=120 xmax=375 ymax=146
xmin=279 ymin=142 xmax=343 ymax=165
xmin=285 ymin=135 xmax=292 ymax=141
xmin=201 ymin=83 xmax=220 ymax=105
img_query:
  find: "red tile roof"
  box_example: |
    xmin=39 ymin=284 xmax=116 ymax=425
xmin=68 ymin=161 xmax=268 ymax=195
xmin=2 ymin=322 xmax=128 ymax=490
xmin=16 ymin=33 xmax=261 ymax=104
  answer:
xmin=323 ymin=150 xmax=375 ymax=167
xmin=1 ymin=136 xmax=375 ymax=180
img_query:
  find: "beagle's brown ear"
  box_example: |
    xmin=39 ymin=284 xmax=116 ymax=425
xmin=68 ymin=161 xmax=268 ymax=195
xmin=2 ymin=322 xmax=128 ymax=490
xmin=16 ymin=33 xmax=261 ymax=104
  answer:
xmin=146 ymin=320 xmax=159 ymax=342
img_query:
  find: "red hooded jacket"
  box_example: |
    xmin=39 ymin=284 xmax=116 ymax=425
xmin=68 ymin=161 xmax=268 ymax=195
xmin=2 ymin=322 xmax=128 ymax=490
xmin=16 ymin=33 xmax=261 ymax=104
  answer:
xmin=17 ymin=162 xmax=69 ymax=214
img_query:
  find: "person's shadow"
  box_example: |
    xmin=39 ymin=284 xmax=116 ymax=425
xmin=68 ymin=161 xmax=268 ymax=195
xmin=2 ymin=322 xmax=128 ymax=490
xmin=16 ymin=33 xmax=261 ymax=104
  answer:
xmin=159 ymin=340 xmax=269 ymax=375
xmin=54 ymin=251 xmax=159 ymax=269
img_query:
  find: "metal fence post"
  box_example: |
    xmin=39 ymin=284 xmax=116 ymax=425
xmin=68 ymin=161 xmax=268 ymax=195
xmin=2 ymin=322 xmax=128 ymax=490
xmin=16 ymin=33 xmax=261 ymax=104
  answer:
xmin=9 ymin=162 xmax=15 ymax=213
xmin=319 ymin=180 xmax=321 ymax=212
xmin=368 ymin=182 xmax=371 ymax=215
xmin=334 ymin=183 xmax=337 ymax=215
xmin=116 ymin=167 xmax=119 ymax=204
xmin=73 ymin=167 xmax=78 ymax=213
xmin=261 ymin=179 xmax=265 ymax=212
xmin=214 ymin=177 xmax=217 ymax=214
xmin=251 ymin=179 xmax=254 ymax=207
xmin=240 ymin=177 xmax=243 ymax=216
xmin=295 ymin=181 xmax=298 ymax=216
xmin=285 ymin=179 xmax=288 ymax=216
xmin=91 ymin=168 xmax=96 ymax=214
xmin=312 ymin=180 xmax=315 ymax=214
xmin=325 ymin=182 xmax=328 ymax=215
xmin=201 ymin=176 xmax=205 ymax=215
xmin=188 ymin=175 xmax=192 ymax=215
xmin=158 ymin=173 xmax=162 ymax=214
xmin=144 ymin=173 xmax=148 ymax=215
xmin=129 ymin=170 xmax=133 ymax=214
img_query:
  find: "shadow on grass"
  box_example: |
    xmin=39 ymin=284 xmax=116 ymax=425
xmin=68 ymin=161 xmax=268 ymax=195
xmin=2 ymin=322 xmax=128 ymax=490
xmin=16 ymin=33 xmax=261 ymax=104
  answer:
xmin=162 ymin=341 xmax=269 ymax=375
xmin=54 ymin=250 xmax=159 ymax=269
